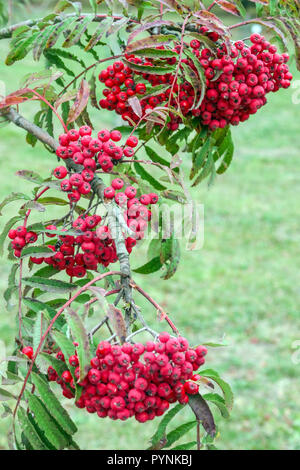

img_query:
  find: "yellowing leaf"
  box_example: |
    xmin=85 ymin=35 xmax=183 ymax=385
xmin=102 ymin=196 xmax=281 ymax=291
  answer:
xmin=67 ymin=79 xmax=90 ymax=125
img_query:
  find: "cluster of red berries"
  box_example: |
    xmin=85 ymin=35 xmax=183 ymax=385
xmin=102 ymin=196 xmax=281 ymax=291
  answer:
xmin=99 ymin=30 xmax=292 ymax=131
xmin=55 ymin=126 xmax=139 ymax=203
xmin=8 ymin=225 xmax=38 ymax=258
xmin=47 ymin=332 xmax=207 ymax=423
xmin=29 ymin=214 xmax=117 ymax=276
xmin=28 ymin=177 xmax=159 ymax=276
xmin=102 ymin=177 xmax=158 ymax=242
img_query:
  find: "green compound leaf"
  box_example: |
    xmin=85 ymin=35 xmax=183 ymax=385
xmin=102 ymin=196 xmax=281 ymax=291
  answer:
xmin=65 ymin=308 xmax=90 ymax=382
xmin=202 ymin=392 xmax=230 ymax=419
xmin=199 ymin=369 xmax=234 ymax=410
xmin=134 ymin=161 xmax=166 ymax=191
xmin=150 ymin=403 xmax=184 ymax=447
xmin=17 ymin=407 xmax=48 ymax=450
xmin=6 ymin=32 xmax=40 ymax=65
xmin=172 ymin=441 xmax=197 ymax=450
xmin=123 ymin=58 xmax=175 ymax=75
xmin=133 ymin=256 xmax=162 ymax=275
xmin=39 ymin=352 xmax=68 ymax=377
xmin=190 ymin=136 xmax=211 ymax=180
xmin=0 ymin=192 xmax=30 ymax=216
xmin=3 ymin=262 xmax=19 ymax=309
xmin=46 ymin=17 xmax=77 ymax=49
xmin=22 ymin=276 xmax=78 ymax=294
xmin=26 ymin=393 xmax=69 ymax=449
xmin=20 ymin=245 xmax=54 ymax=259
xmin=62 ymin=16 xmax=94 ymax=48
xmin=192 ymin=147 xmax=215 ymax=187
xmin=0 ymin=215 xmax=23 ymax=256
xmin=165 ymin=421 xmax=197 ymax=448
xmin=16 ymin=169 xmax=45 ymax=185
xmin=216 ymin=129 xmax=234 ymax=174
xmin=31 ymin=372 xmax=77 ymax=435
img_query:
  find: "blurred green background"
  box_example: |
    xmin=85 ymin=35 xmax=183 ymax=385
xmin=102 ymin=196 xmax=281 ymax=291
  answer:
xmin=0 ymin=1 xmax=300 ymax=450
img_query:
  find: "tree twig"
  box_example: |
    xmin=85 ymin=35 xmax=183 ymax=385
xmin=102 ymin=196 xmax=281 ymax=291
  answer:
xmin=131 ymin=281 xmax=179 ymax=334
xmin=2 ymin=108 xmax=58 ymax=151
xmin=0 ymin=13 xmax=139 ymax=40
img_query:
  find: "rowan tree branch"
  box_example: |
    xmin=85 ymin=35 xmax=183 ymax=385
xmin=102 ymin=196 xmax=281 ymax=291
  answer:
xmin=2 ymin=106 xmax=133 ymax=308
xmin=0 ymin=13 xmax=139 ymax=40
xmin=106 ymin=203 xmax=135 ymax=330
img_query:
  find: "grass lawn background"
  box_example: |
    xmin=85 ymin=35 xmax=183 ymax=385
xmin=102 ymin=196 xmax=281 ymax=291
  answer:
xmin=0 ymin=3 xmax=299 ymax=450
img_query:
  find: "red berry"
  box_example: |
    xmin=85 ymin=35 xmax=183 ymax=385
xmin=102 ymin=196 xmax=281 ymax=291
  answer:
xmin=126 ymin=136 xmax=138 ymax=148
xmin=139 ymin=194 xmax=151 ymax=206
xmin=79 ymin=125 xmax=92 ymax=136
xmin=111 ymin=178 xmax=124 ymax=190
xmin=184 ymin=381 xmax=199 ymax=395
xmin=8 ymin=229 xmax=17 ymax=240
xmin=22 ymin=346 xmax=33 ymax=359
xmin=88 ymin=368 xmax=101 ymax=384
xmin=62 ymin=370 xmax=73 ymax=383
xmin=110 ymin=130 xmax=122 ymax=142
xmin=54 ymin=166 xmax=68 ymax=179
xmin=104 ymin=186 xmax=115 ymax=199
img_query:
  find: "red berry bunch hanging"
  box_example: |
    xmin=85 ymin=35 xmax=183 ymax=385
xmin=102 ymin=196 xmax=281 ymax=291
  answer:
xmin=30 ymin=213 xmax=118 ymax=276
xmin=29 ymin=214 xmax=116 ymax=276
xmin=29 ymin=179 xmax=159 ymax=276
xmin=99 ymin=30 xmax=292 ymax=131
xmin=47 ymin=332 xmax=207 ymax=423
xmin=55 ymin=126 xmax=139 ymax=204
xmin=8 ymin=225 xmax=38 ymax=258
xmin=98 ymin=56 xmax=173 ymax=126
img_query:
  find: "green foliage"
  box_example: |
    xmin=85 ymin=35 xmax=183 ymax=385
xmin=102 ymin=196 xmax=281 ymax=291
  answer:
xmin=160 ymin=234 xmax=181 ymax=280
xmin=133 ymin=256 xmax=162 ymax=275
xmin=165 ymin=421 xmax=197 ymax=448
xmin=0 ymin=216 xmax=23 ymax=256
xmin=134 ymin=161 xmax=167 ymax=191
xmin=203 ymin=393 xmax=230 ymax=419
xmin=39 ymin=352 xmax=68 ymax=377
xmin=25 ymin=392 xmax=71 ymax=449
xmin=0 ymin=192 xmax=31 ymax=216
xmin=31 ymin=372 xmax=77 ymax=435
xmin=150 ymin=403 xmax=184 ymax=448
xmin=17 ymin=407 xmax=48 ymax=450
xmin=3 ymin=263 xmax=19 ymax=309
xmin=199 ymin=369 xmax=234 ymax=411
xmin=20 ymin=245 xmax=54 ymax=259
